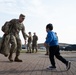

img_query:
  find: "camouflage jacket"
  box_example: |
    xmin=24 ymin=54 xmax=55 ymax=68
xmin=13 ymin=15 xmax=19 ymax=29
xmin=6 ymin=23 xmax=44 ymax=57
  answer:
xmin=9 ymin=19 xmax=27 ymax=40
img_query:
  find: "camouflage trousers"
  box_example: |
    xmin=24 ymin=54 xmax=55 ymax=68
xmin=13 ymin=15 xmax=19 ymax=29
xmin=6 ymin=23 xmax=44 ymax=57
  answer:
xmin=32 ymin=43 xmax=38 ymax=52
xmin=27 ymin=42 xmax=32 ymax=53
xmin=10 ymin=34 xmax=22 ymax=57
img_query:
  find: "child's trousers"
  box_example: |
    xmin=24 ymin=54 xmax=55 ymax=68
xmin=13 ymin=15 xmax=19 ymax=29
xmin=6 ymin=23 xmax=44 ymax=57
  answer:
xmin=49 ymin=45 xmax=68 ymax=67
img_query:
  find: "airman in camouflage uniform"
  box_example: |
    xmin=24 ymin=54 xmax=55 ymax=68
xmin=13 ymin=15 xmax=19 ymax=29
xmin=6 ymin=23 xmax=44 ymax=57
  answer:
xmin=32 ymin=32 xmax=38 ymax=53
xmin=26 ymin=32 xmax=32 ymax=53
xmin=7 ymin=14 xmax=27 ymax=62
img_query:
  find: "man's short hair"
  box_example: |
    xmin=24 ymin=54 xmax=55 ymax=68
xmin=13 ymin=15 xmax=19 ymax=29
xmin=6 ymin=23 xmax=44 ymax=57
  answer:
xmin=33 ymin=32 xmax=36 ymax=34
xmin=28 ymin=32 xmax=31 ymax=34
xmin=46 ymin=23 xmax=53 ymax=30
xmin=19 ymin=14 xmax=25 ymax=18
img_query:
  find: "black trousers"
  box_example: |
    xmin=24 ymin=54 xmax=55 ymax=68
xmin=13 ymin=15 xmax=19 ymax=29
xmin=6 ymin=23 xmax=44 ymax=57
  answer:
xmin=49 ymin=45 xmax=68 ymax=67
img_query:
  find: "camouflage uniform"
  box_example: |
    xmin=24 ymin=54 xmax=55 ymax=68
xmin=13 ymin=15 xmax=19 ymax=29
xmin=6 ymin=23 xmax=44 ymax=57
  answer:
xmin=32 ymin=33 xmax=38 ymax=53
xmin=8 ymin=19 xmax=27 ymax=62
xmin=27 ymin=32 xmax=32 ymax=53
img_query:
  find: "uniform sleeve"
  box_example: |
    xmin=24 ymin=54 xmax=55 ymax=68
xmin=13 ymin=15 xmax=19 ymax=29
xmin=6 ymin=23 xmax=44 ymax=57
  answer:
xmin=21 ymin=25 xmax=28 ymax=40
xmin=45 ymin=32 xmax=53 ymax=44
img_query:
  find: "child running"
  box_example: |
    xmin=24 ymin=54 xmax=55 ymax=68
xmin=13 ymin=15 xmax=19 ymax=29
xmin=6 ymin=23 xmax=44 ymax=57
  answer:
xmin=44 ymin=23 xmax=71 ymax=70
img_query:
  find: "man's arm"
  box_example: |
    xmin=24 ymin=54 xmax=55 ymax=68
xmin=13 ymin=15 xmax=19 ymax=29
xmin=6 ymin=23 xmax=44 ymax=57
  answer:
xmin=22 ymin=25 xmax=28 ymax=45
xmin=21 ymin=25 xmax=28 ymax=40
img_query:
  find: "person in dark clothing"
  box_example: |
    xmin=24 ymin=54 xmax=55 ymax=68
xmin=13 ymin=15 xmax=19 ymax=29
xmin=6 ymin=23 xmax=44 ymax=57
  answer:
xmin=32 ymin=32 xmax=38 ymax=53
xmin=44 ymin=23 xmax=71 ymax=70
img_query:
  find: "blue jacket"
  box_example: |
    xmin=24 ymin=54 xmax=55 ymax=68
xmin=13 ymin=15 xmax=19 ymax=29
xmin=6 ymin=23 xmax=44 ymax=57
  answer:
xmin=45 ymin=31 xmax=59 ymax=46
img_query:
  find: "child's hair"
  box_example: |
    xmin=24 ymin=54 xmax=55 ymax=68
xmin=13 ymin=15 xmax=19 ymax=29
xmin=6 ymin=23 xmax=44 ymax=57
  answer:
xmin=46 ymin=23 xmax=53 ymax=30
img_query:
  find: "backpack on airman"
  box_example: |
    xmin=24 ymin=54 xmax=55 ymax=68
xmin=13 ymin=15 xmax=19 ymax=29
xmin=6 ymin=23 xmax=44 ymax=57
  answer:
xmin=1 ymin=21 xmax=10 ymax=34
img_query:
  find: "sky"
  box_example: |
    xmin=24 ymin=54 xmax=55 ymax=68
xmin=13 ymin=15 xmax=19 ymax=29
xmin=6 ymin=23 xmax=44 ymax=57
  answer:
xmin=0 ymin=0 xmax=76 ymax=44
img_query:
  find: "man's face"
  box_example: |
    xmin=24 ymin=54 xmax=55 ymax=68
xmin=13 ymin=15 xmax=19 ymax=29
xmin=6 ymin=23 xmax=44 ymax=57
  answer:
xmin=19 ymin=16 xmax=25 ymax=23
xmin=34 ymin=33 xmax=36 ymax=35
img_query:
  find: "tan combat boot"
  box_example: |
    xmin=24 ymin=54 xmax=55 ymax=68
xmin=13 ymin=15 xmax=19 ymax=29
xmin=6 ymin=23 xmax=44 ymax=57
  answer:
xmin=14 ymin=56 xmax=22 ymax=62
xmin=8 ymin=54 xmax=13 ymax=62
